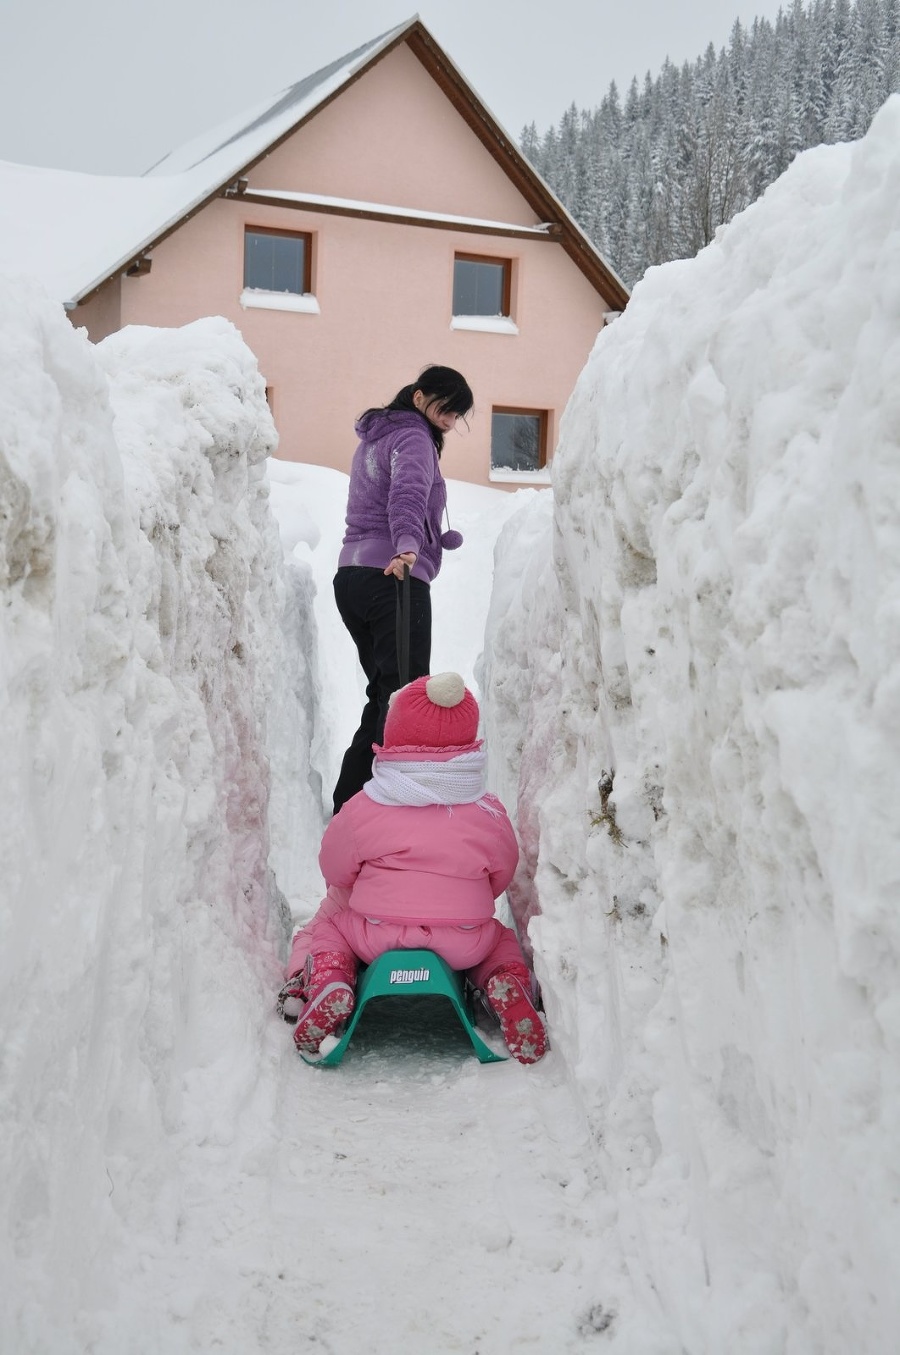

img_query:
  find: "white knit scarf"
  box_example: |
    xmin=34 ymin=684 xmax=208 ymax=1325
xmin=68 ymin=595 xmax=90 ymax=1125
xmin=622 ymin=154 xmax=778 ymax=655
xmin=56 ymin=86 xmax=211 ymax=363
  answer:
xmin=364 ymin=749 xmax=498 ymax=811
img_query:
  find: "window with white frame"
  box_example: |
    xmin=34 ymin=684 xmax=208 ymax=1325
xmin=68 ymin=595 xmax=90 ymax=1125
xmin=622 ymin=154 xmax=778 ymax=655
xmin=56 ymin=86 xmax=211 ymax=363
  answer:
xmin=491 ymin=408 xmax=547 ymax=473
xmin=241 ymin=227 xmax=319 ymax=313
xmin=451 ymin=253 xmax=518 ymax=334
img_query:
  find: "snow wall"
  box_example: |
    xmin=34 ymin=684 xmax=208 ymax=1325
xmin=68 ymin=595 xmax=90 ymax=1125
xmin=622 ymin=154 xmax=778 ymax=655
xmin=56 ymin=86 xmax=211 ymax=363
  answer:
xmin=0 ymin=288 xmax=300 ymax=1349
xmin=481 ymin=96 xmax=900 ymax=1352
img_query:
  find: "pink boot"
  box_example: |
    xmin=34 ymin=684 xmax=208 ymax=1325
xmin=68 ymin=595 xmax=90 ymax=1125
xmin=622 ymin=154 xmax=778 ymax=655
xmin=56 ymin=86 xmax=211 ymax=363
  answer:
xmin=292 ymin=951 xmax=357 ymax=1054
xmin=485 ymin=965 xmax=547 ymax=1064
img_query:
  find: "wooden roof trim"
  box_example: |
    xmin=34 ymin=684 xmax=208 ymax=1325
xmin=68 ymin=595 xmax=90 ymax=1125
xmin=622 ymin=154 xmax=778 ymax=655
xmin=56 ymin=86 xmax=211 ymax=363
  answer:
xmin=404 ymin=23 xmax=630 ymax=311
xmin=235 ymin=189 xmax=561 ymax=241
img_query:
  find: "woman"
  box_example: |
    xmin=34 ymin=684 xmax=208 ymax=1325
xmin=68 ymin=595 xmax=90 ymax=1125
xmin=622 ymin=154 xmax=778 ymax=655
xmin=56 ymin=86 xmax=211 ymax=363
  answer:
xmin=331 ymin=365 xmax=474 ymax=813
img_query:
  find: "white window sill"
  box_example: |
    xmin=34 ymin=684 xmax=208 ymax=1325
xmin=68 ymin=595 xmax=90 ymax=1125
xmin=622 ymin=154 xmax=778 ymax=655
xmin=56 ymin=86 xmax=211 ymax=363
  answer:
xmin=489 ymin=467 xmax=552 ymax=486
xmin=240 ymin=288 xmax=320 ymax=314
xmin=451 ymin=315 xmax=518 ymax=335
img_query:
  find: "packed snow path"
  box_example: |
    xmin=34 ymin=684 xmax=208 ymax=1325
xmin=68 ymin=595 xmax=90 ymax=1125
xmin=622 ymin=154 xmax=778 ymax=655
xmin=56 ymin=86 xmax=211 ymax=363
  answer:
xmin=124 ymin=1010 xmax=631 ymax=1354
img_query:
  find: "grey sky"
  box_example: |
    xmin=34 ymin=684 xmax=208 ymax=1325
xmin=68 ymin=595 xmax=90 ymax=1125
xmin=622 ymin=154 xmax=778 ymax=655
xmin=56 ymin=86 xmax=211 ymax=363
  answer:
xmin=3 ymin=0 xmax=790 ymax=175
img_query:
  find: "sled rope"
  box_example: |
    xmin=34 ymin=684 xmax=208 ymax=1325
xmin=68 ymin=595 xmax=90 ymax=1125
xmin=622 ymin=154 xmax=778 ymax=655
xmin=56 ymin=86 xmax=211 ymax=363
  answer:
xmin=395 ymin=561 xmax=410 ymax=686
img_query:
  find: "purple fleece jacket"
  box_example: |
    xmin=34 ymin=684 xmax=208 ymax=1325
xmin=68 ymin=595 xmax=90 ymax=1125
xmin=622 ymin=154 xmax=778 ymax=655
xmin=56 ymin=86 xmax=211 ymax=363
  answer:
xmin=337 ymin=409 xmax=463 ymax=583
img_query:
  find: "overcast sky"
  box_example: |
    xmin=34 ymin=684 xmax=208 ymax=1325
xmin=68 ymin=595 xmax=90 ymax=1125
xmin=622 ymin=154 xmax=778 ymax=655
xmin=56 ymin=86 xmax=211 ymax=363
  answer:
xmin=2 ymin=0 xmax=790 ymax=176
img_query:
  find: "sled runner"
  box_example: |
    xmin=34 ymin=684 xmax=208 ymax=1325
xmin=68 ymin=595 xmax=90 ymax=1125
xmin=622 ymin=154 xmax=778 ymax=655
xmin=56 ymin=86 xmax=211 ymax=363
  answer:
xmin=298 ymin=948 xmax=507 ymax=1067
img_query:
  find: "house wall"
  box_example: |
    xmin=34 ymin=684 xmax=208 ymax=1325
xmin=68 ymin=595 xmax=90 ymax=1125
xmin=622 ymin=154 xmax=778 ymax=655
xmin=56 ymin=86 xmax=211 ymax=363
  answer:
xmin=73 ymin=275 xmax=122 ymax=343
xmin=97 ymin=43 xmax=610 ymax=486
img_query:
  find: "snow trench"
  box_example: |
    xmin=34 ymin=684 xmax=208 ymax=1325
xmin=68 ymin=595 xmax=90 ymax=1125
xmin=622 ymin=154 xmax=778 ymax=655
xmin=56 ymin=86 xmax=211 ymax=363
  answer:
xmin=0 ymin=282 xmax=645 ymax=1355
xmin=3 ymin=94 xmax=900 ymax=1355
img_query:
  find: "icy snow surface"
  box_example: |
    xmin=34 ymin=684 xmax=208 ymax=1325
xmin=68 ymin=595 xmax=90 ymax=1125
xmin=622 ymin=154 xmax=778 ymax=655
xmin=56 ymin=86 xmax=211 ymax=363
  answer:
xmin=3 ymin=94 xmax=900 ymax=1355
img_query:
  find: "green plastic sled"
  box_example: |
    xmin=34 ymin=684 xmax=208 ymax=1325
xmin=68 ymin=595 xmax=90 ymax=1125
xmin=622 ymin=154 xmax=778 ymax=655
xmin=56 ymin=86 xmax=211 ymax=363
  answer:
xmin=299 ymin=948 xmax=507 ymax=1067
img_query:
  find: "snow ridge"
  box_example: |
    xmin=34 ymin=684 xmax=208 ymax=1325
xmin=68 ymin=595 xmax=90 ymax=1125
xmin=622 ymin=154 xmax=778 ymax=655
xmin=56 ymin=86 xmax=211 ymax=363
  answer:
xmin=0 ymin=288 xmax=288 ymax=1350
xmin=481 ymin=96 xmax=900 ymax=1353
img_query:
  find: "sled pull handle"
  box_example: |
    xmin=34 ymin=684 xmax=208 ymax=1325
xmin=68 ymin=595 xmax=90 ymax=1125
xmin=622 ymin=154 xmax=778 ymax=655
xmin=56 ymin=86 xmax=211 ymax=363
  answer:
xmin=395 ymin=562 xmax=410 ymax=686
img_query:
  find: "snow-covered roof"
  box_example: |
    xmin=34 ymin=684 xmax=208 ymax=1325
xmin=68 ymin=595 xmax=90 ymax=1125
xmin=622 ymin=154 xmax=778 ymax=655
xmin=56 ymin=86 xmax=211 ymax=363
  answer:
xmin=0 ymin=15 xmax=629 ymax=311
xmin=0 ymin=160 xmax=206 ymax=306
xmin=0 ymin=21 xmax=413 ymax=307
xmin=144 ymin=26 xmax=410 ymax=178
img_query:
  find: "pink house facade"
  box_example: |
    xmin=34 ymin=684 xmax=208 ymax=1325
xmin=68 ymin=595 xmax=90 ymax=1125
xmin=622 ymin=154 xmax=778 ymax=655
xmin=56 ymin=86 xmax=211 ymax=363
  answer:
xmin=69 ymin=21 xmax=629 ymax=488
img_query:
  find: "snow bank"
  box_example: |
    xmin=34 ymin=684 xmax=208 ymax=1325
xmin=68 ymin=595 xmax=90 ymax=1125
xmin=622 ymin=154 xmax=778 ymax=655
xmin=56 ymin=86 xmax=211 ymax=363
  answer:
xmin=263 ymin=462 xmax=339 ymax=912
xmin=0 ymin=287 xmax=290 ymax=1351
xmin=481 ymin=96 xmax=900 ymax=1352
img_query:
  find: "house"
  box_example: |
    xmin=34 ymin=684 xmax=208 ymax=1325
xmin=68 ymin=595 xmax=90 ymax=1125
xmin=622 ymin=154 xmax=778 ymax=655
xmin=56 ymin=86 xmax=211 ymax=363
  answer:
xmin=3 ymin=18 xmax=628 ymax=487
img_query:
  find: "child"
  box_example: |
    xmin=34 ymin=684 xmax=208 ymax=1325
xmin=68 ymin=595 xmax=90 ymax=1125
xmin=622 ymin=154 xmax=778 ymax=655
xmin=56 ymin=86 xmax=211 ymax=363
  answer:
xmin=278 ymin=672 xmax=547 ymax=1064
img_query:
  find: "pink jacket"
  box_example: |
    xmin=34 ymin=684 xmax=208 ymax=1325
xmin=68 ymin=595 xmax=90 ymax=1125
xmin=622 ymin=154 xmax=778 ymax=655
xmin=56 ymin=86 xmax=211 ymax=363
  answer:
xmin=318 ymin=792 xmax=519 ymax=926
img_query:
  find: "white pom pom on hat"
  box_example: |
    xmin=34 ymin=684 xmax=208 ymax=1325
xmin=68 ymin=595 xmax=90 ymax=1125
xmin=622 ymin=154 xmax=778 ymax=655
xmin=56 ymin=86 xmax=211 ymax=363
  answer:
xmin=425 ymin=672 xmax=466 ymax=707
xmin=380 ymin=672 xmax=480 ymax=752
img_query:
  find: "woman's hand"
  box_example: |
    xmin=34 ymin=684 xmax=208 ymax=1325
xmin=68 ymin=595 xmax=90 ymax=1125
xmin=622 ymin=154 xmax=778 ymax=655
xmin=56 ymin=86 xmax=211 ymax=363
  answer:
xmin=384 ymin=552 xmax=416 ymax=579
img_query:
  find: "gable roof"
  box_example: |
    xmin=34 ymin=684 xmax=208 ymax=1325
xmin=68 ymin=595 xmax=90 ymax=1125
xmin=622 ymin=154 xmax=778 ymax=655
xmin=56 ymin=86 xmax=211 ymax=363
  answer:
xmin=0 ymin=17 xmax=629 ymax=311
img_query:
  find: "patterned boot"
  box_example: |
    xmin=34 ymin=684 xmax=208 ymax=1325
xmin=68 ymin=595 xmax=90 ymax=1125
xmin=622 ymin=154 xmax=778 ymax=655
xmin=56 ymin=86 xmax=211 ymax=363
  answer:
xmin=484 ymin=965 xmax=547 ymax=1064
xmin=292 ymin=951 xmax=357 ymax=1054
xmin=275 ymin=970 xmax=307 ymax=1023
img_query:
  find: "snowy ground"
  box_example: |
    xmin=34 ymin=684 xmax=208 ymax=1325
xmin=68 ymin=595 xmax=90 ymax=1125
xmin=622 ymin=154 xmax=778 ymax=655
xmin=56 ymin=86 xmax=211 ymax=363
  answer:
xmin=3 ymin=95 xmax=900 ymax=1355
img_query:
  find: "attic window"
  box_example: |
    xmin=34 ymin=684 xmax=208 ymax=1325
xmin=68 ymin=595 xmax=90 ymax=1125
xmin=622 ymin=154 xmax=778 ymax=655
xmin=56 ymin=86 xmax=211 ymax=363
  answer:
xmin=244 ymin=227 xmax=312 ymax=295
xmin=452 ymin=253 xmax=510 ymax=317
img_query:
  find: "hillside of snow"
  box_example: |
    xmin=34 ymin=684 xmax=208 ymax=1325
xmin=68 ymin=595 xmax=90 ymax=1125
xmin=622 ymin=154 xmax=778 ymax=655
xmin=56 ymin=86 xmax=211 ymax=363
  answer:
xmin=481 ymin=93 xmax=900 ymax=1352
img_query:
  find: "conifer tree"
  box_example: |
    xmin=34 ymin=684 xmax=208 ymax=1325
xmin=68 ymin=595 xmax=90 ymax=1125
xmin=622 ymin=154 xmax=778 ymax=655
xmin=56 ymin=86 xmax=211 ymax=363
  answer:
xmin=521 ymin=0 xmax=900 ymax=287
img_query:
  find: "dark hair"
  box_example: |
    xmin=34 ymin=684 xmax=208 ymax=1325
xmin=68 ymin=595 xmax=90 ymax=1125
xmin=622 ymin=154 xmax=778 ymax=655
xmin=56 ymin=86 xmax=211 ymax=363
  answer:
xmin=361 ymin=365 xmax=473 ymax=455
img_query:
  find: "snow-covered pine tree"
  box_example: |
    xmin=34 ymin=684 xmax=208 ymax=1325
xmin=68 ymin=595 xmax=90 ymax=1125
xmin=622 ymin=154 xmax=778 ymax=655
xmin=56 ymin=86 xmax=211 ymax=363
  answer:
xmin=521 ymin=0 xmax=900 ymax=287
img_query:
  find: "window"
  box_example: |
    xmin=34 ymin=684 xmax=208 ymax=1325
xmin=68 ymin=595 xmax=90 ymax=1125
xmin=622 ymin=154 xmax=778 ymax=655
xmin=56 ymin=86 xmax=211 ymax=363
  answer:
xmin=491 ymin=408 xmax=548 ymax=474
xmin=244 ymin=227 xmax=311 ymax=294
xmin=453 ymin=254 xmax=510 ymax=317
xmin=241 ymin=227 xmax=319 ymax=314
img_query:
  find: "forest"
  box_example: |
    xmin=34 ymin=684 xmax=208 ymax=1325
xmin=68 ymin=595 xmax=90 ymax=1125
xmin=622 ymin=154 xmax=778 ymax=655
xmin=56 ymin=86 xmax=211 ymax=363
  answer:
xmin=520 ymin=0 xmax=900 ymax=287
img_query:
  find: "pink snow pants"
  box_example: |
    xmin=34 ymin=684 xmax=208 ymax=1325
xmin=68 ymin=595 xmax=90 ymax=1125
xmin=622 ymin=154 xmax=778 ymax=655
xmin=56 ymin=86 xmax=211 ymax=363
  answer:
xmin=287 ymin=886 xmax=526 ymax=990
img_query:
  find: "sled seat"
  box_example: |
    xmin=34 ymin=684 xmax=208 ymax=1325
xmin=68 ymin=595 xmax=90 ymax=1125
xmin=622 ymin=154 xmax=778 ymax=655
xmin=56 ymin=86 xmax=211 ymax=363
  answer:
xmin=300 ymin=948 xmax=506 ymax=1067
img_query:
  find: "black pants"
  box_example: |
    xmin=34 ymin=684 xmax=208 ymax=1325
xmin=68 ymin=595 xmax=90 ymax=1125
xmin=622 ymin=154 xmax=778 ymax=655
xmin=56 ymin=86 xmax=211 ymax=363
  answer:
xmin=332 ymin=566 xmax=432 ymax=813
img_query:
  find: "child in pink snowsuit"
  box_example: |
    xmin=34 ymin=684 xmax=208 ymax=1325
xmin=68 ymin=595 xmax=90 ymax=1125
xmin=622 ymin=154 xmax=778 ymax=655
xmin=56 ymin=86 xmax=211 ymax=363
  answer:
xmin=278 ymin=672 xmax=547 ymax=1064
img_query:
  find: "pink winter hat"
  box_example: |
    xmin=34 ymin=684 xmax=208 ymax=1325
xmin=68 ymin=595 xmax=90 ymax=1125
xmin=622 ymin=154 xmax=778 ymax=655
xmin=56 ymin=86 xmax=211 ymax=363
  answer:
xmin=380 ymin=672 xmax=480 ymax=753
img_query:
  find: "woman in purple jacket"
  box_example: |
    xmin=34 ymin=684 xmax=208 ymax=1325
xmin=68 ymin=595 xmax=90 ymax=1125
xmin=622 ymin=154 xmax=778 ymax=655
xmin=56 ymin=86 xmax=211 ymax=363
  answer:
xmin=331 ymin=366 xmax=474 ymax=812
